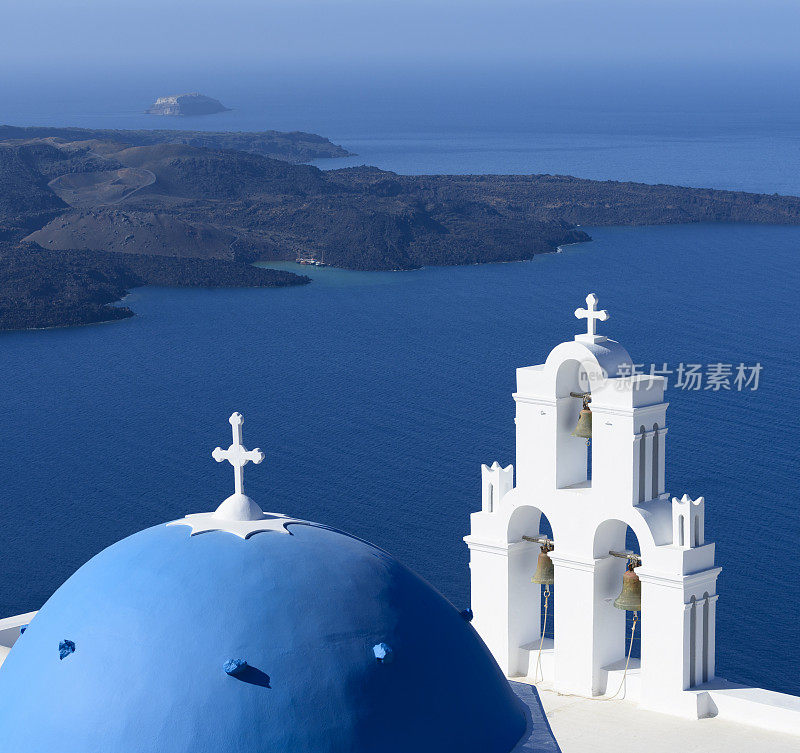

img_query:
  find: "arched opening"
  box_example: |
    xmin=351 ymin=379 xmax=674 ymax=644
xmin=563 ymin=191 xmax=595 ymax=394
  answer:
xmin=689 ymin=596 xmax=697 ymax=687
xmin=621 ymin=525 xmax=643 ymax=662
xmin=507 ymin=506 xmax=556 ymax=680
xmin=593 ymin=519 xmax=643 ymax=689
xmin=555 ymin=359 xmax=592 ymax=490
xmin=694 ymin=515 xmax=701 ymax=547
xmin=587 ymin=438 xmax=593 ymax=482
xmin=638 ymin=425 xmax=647 ymax=502
xmin=538 ymin=511 xmax=555 ymax=540
xmin=537 ymin=514 xmax=555 ymax=647
xmin=651 ymin=423 xmax=660 ymax=499
xmin=487 ymin=483 xmax=494 ymax=513
xmin=702 ymin=592 xmax=710 ymax=684
xmin=678 ymin=514 xmax=685 ymax=547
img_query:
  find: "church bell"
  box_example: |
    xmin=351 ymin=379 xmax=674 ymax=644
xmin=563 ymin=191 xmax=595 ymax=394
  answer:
xmin=613 ymin=562 xmax=642 ymax=612
xmin=569 ymin=392 xmax=592 ymax=440
xmin=531 ymin=547 xmax=555 ymax=585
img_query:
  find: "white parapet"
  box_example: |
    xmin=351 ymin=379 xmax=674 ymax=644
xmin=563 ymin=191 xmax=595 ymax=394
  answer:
xmin=0 ymin=611 xmax=37 ymax=668
xmin=672 ymin=494 xmax=705 ymax=549
xmin=481 ymin=462 xmax=513 ymax=513
xmin=696 ymin=681 xmax=800 ymax=736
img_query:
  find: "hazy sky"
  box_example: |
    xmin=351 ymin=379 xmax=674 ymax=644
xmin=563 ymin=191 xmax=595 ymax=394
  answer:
xmin=3 ymin=0 xmax=799 ymax=73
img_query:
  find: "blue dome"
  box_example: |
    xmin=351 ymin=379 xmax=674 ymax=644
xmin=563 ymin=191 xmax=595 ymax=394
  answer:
xmin=0 ymin=520 xmax=525 ymax=753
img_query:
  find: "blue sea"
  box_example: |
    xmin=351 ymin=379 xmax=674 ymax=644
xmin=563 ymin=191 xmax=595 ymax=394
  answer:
xmin=1 ymin=67 xmax=799 ymax=695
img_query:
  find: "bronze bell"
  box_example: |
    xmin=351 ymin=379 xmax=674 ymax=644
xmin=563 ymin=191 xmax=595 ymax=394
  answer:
xmin=570 ymin=392 xmax=592 ymax=440
xmin=531 ymin=547 xmax=555 ymax=585
xmin=613 ymin=562 xmax=642 ymax=612
xmin=572 ymin=408 xmax=592 ymax=440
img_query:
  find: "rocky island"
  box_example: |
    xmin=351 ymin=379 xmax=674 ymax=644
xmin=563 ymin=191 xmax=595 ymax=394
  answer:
xmin=2 ymin=125 xmax=800 ymax=330
xmin=146 ymin=93 xmax=229 ymax=116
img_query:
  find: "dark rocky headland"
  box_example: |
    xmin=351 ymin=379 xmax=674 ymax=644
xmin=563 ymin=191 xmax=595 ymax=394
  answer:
xmin=0 ymin=245 xmax=308 ymax=331
xmin=2 ymin=124 xmax=800 ymax=330
xmin=0 ymin=125 xmax=352 ymax=163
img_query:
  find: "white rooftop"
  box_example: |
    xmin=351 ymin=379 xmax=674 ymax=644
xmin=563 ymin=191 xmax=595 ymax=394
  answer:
xmin=517 ymin=678 xmax=800 ymax=753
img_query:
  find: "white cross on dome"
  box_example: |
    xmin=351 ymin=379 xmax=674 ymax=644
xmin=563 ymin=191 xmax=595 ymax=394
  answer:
xmin=168 ymin=412 xmax=309 ymax=537
xmin=212 ymin=412 xmax=264 ymax=498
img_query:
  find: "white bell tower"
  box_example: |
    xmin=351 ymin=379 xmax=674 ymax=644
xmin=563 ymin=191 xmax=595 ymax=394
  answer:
xmin=464 ymin=294 xmax=721 ymax=718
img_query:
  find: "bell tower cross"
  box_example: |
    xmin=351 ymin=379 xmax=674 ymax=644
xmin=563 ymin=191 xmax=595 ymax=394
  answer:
xmin=574 ymin=293 xmax=609 ymax=341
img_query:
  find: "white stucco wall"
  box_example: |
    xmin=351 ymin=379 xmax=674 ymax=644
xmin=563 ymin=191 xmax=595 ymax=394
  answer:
xmin=466 ymin=311 xmax=724 ymax=718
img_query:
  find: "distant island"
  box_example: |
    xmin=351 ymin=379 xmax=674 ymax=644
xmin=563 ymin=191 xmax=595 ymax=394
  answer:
xmin=0 ymin=125 xmax=352 ymax=163
xmin=146 ymin=93 xmax=229 ymax=116
xmin=2 ymin=124 xmax=800 ymax=330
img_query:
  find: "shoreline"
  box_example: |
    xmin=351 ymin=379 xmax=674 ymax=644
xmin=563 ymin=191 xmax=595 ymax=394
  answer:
xmin=0 ymin=247 xmax=310 ymax=334
xmin=10 ymin=220 xmax=800 ymax=333
xmin=5 ymin=124 xmax=800 ymax=333
xmin=9 ymin=217 xmax=800 ymax=334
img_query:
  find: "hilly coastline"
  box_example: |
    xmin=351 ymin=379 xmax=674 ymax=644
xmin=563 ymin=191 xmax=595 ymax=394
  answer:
xmin=0 ymin=125 xmax=352 ymax=163
xmin=2 ymin=125 xmax=800 ymax=330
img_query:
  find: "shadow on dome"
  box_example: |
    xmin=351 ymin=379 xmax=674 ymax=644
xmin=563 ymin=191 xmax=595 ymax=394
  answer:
xmin=230 ymin=664 xmax=271 ymax=688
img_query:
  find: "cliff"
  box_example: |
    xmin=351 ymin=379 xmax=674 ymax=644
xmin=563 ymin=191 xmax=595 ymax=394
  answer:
xmin=0 ymin=242 xmax=309 ymax=331
xmin=2 ymin=127 xmax=800 ymax=329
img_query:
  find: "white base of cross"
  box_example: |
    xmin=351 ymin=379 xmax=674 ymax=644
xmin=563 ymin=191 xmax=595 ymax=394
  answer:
xmin=575 ymin=332 xmax=609 ymax=344
xmin=213 ymin=492 xmax=264 ymax=522
xmin=167 ymin=510 xmax=309 ymax=539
